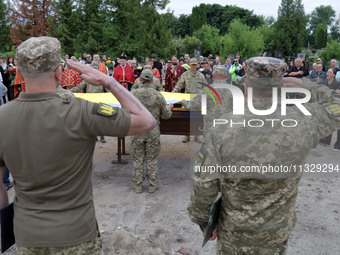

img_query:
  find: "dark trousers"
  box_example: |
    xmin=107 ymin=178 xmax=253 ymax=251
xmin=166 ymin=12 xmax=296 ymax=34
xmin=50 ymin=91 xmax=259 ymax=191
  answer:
xmin=320 ymin=130 xmax=340 ymax=148
xmin=3 ymin=168 xmax=10 ymax=187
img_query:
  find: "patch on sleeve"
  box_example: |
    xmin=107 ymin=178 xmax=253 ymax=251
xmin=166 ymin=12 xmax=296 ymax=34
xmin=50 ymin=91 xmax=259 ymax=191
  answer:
xmin=92 ymin=103 xmax=119 ymax=119
xmin=324 ymin=104 xmax=340 ymax=116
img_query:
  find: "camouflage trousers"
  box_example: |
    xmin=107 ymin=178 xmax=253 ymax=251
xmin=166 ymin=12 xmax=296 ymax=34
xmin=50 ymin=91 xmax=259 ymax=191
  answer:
xmin=130 ymin=136 xmax=160 ymax=186
xmin=216 ymin=240 xmax=288 ymax=255
xmin=17 ymin=237 xmax=102 ymax=255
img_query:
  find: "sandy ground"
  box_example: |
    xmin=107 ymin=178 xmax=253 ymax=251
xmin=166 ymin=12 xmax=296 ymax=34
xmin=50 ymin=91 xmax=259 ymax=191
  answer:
xmin=4 ymin=133 xmax=340 ymax=255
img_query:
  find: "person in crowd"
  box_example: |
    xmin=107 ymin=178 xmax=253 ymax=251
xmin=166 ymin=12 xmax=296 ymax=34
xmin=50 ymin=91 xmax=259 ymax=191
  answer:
xmin=85 ymin=54 xmax=92 ymax=65
xmin=130 ymin=69 xmax=172 ymax=194
xmin=152 ymin=54 xmax=163 ymax=79
xmin=229 ymin=58 xmax=243 ymax=86
xmin=309 ymin=63 xmax=317 ymax=76
xmin=93 ymin=54 xmax=108 ymax=75
xmin=146 ymin=58 xmax=161 ymax=81
xmin=329 ymin=59 xmax=340 ymax=72
xmin=164 ymin=55 xmax=184 ymax=92
xmin=172 ymin=58 xmax=205 ymax=143
xmin=224 ymin=57 xmax=232 ymax=83
xmin=200 ymin=62 xmax=213 ymax=85
xmin=131 ymin=65 xmax=162 ymax=92
xmin=113 ymin=55 xmax=135 ymax=90
xmin=0 ymin=36 xmax=155 ymax=255
xmin=316 ymin=57 xmax=326 ymax=71
xmin=310 ymin=64 xmax=326 ymax=84
xmin=61 ymin=57 xmax=82 ymax=91
xmin=284 ymin=58 xmax=309 ymax=78
xmin=319 ymin=68 xmax=340 ymax=149
xmin=184 ymin=54 xmax=190 ymax=64
xmin=187 ymin=57 xmax=340 ymax=255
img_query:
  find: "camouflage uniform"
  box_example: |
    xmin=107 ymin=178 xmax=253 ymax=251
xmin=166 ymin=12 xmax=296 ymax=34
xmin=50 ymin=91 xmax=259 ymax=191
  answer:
xmin=187 ymin=57 xmax=340 ymax=254
xmin=56 ymin=85 xmax=75 ymax=102
xmin=70 ymin=61 xmax=106 ymax=93
xmin=173 ymin=58 xmax=206 ymax=94
xmin=131 ymin=77 xmax=162 ymax=91
xmin=182 ymin=65 xmax=233 ymax=137
xmin=130 ymin=69 xmax=172 ymax=189
xmin=17 ymin=237 xmax=102 ymax=255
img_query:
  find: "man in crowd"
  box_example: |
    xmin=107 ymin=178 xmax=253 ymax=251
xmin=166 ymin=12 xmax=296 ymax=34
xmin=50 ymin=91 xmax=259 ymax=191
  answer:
xmin=173 ymin=58 xmax=206 ymax=143
xmin=0 ymin=36 xmax=155 ymax=255
xmin=284 ymin=58 xmax=309 ymax=78
xmin=187 ymin=57 xmax=340 ymax=254
xmin=329 ymin=59 xmax=340 ymax=72
xmin=310 ymin=64 xmax=326 ymax=84
xmin=152 ymin=54 xmax=163 ymax=79
xmin=229 ymin=58 xmax=243 ymax=86
xmin=164 ymin=55 xmax=184 ymax=92
xmin=184 ymin=54 xmax=190 ymax=64
xmin=131 ymin=65 xmax=162 ymax=92
xmin=61 ymin=56 xmax=82 ymax=90
xmin=113 ymin=55 xmax=135 ymax=90
xmin=93 ymin=54 xmax=108 ymax=75
xmin=85 ymin=54 xmax=92 ymax=65
xmin=200 ymin=62 xmax=213 ymax=85
xmin=316 ymin=57 xmax=326 ymax=71
xmin=130 ymin=69 xmax=172 ymax=194
xmin=146 ymin=58 xmax=161 ymax=81
xmin=182 ymin=65 xmax=233 ymax=138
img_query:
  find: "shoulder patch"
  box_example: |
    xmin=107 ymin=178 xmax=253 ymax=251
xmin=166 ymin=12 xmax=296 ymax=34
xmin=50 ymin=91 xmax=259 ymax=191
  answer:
xmin=324 ymin=104 xmax=340 ymax=116
xmin=92 ymin=103 xmax=119 ymax=119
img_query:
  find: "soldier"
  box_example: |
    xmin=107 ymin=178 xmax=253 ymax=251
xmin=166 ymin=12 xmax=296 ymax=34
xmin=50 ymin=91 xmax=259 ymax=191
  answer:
xmin=187 ymin=57 xmax=340 ymax=254
xmin=56 ymin=85 xmax=75 ymax=102
xmin=131 ymin=65 xmax=163 ymax=91
xmin=130 ymin=69 xmax=173 ymax=193
xmin=173 ymin=58 xmax=206 ymax=143
xmin=71 ymin=61 xmax=107 ymax=143
xmin=182 ymin=65 xmax=233 ymax=138
xmin=0 ymin=36 xmax=155 ymax=255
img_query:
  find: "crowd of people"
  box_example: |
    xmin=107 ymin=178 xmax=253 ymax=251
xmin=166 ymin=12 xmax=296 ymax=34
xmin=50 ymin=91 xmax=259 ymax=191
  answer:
xmin=1 ymin=38 xmax=340 ymax=255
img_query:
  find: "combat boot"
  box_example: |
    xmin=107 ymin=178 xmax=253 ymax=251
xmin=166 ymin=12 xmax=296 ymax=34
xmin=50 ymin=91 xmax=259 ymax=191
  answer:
xmin=148 ymin=185 xmax=157 ymax=193
xmin=134 ymin=184 xmax=142 ymax=194
xmin=100 ymin=136 xmax=106 ymax=143
xmin=194 ymin=135 xmax=202 ymax=143
xmin=182 ymin=135 xmax=190 ymax=143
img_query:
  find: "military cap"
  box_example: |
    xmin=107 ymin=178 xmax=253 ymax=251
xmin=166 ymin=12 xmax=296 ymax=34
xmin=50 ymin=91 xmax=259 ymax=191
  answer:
xmin=91 ymin=61 xmax=99 ymax=69
xmin=246 ymin=57 xmax=286 ymax=86
xmin=140 ymin=69 xmax=153 ymax=81
xmin=213 ymin=65 xmax=226 ymax=75
xmin=189 ymin=58 xmax=198 ymax=65
xmin=143 ymin=65 xmax=152 ymax=70
xmin=16 ymin=36 xmax=61 ymax=74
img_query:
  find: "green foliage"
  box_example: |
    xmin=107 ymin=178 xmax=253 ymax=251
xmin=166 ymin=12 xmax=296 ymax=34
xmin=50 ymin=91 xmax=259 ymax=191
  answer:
xmin=193 ymin=24 xmax=221 ymax=56
xmin=0 ymin=0 xmax=11 ymax=51
xmin=321 ymin=40 xmax=340 ymax=60
xmin=173 ymin=14 xmax=191 ymax=38
xmin=308 ymin=5 xmax=336 ymax=33
xmin=315 ymin=24 xmax=328 ymax=49
xmin=221 ymin=19 xmax=264 ymax=60
xmin=181 ymin=35 xmax=200 ymax=56
xmin=220 ymin=5 xmax=263 ymax=34
xmin=330 ymin=25 xmax=340 ymax=42
xmin=256 ymin=24 xmax=275 ymax=55
xmin=190 ymin=4 xmax=206 ymax=34
xmin=273 ymin=0 xmax=308 ymax=56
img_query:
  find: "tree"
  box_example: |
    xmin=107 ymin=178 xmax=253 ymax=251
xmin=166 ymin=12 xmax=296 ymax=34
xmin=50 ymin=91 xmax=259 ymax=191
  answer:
xmin=54 ymin=0 xmax=76 ymax=55
xmin=256 ymin=24 xmax=275 ymax=55
xmin=220 ymin=5 xmax=263 ymax=34
xmin=181 ymin=35 xmax=200 ymax=56
xmin=190 ymin=4 xmax=206 ymax=35
xmin=173 ymin=14 xmax=191 ymax=38
xmin=10 ymin=0 xmax=54 ymax=46
xmin=193 ymin=24 xmax=221 ymax=56
xmin=321 ymin=40 xmax=340 ymax=60
xmin=221 ymin=19 xmax=264 ymax=60
xmin=0 ymin=0 xmax=11 ymax=51
xmin=272 ymin=0 xmax=308 ymax=56
xmin=315 ymin=24 xmax=328 ymax=49
xmin=330 ymin=25 xmax=340 ymax=42
xmin=308 ymin=5 xmax=336 ymax=34
xmin=206 ymin=4 xmax=224 ymax=31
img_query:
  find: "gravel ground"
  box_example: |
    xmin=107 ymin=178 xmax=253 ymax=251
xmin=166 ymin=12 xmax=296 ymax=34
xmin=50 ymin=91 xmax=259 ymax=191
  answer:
xmin=3 ymin=133 xmax=340 ymax=255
